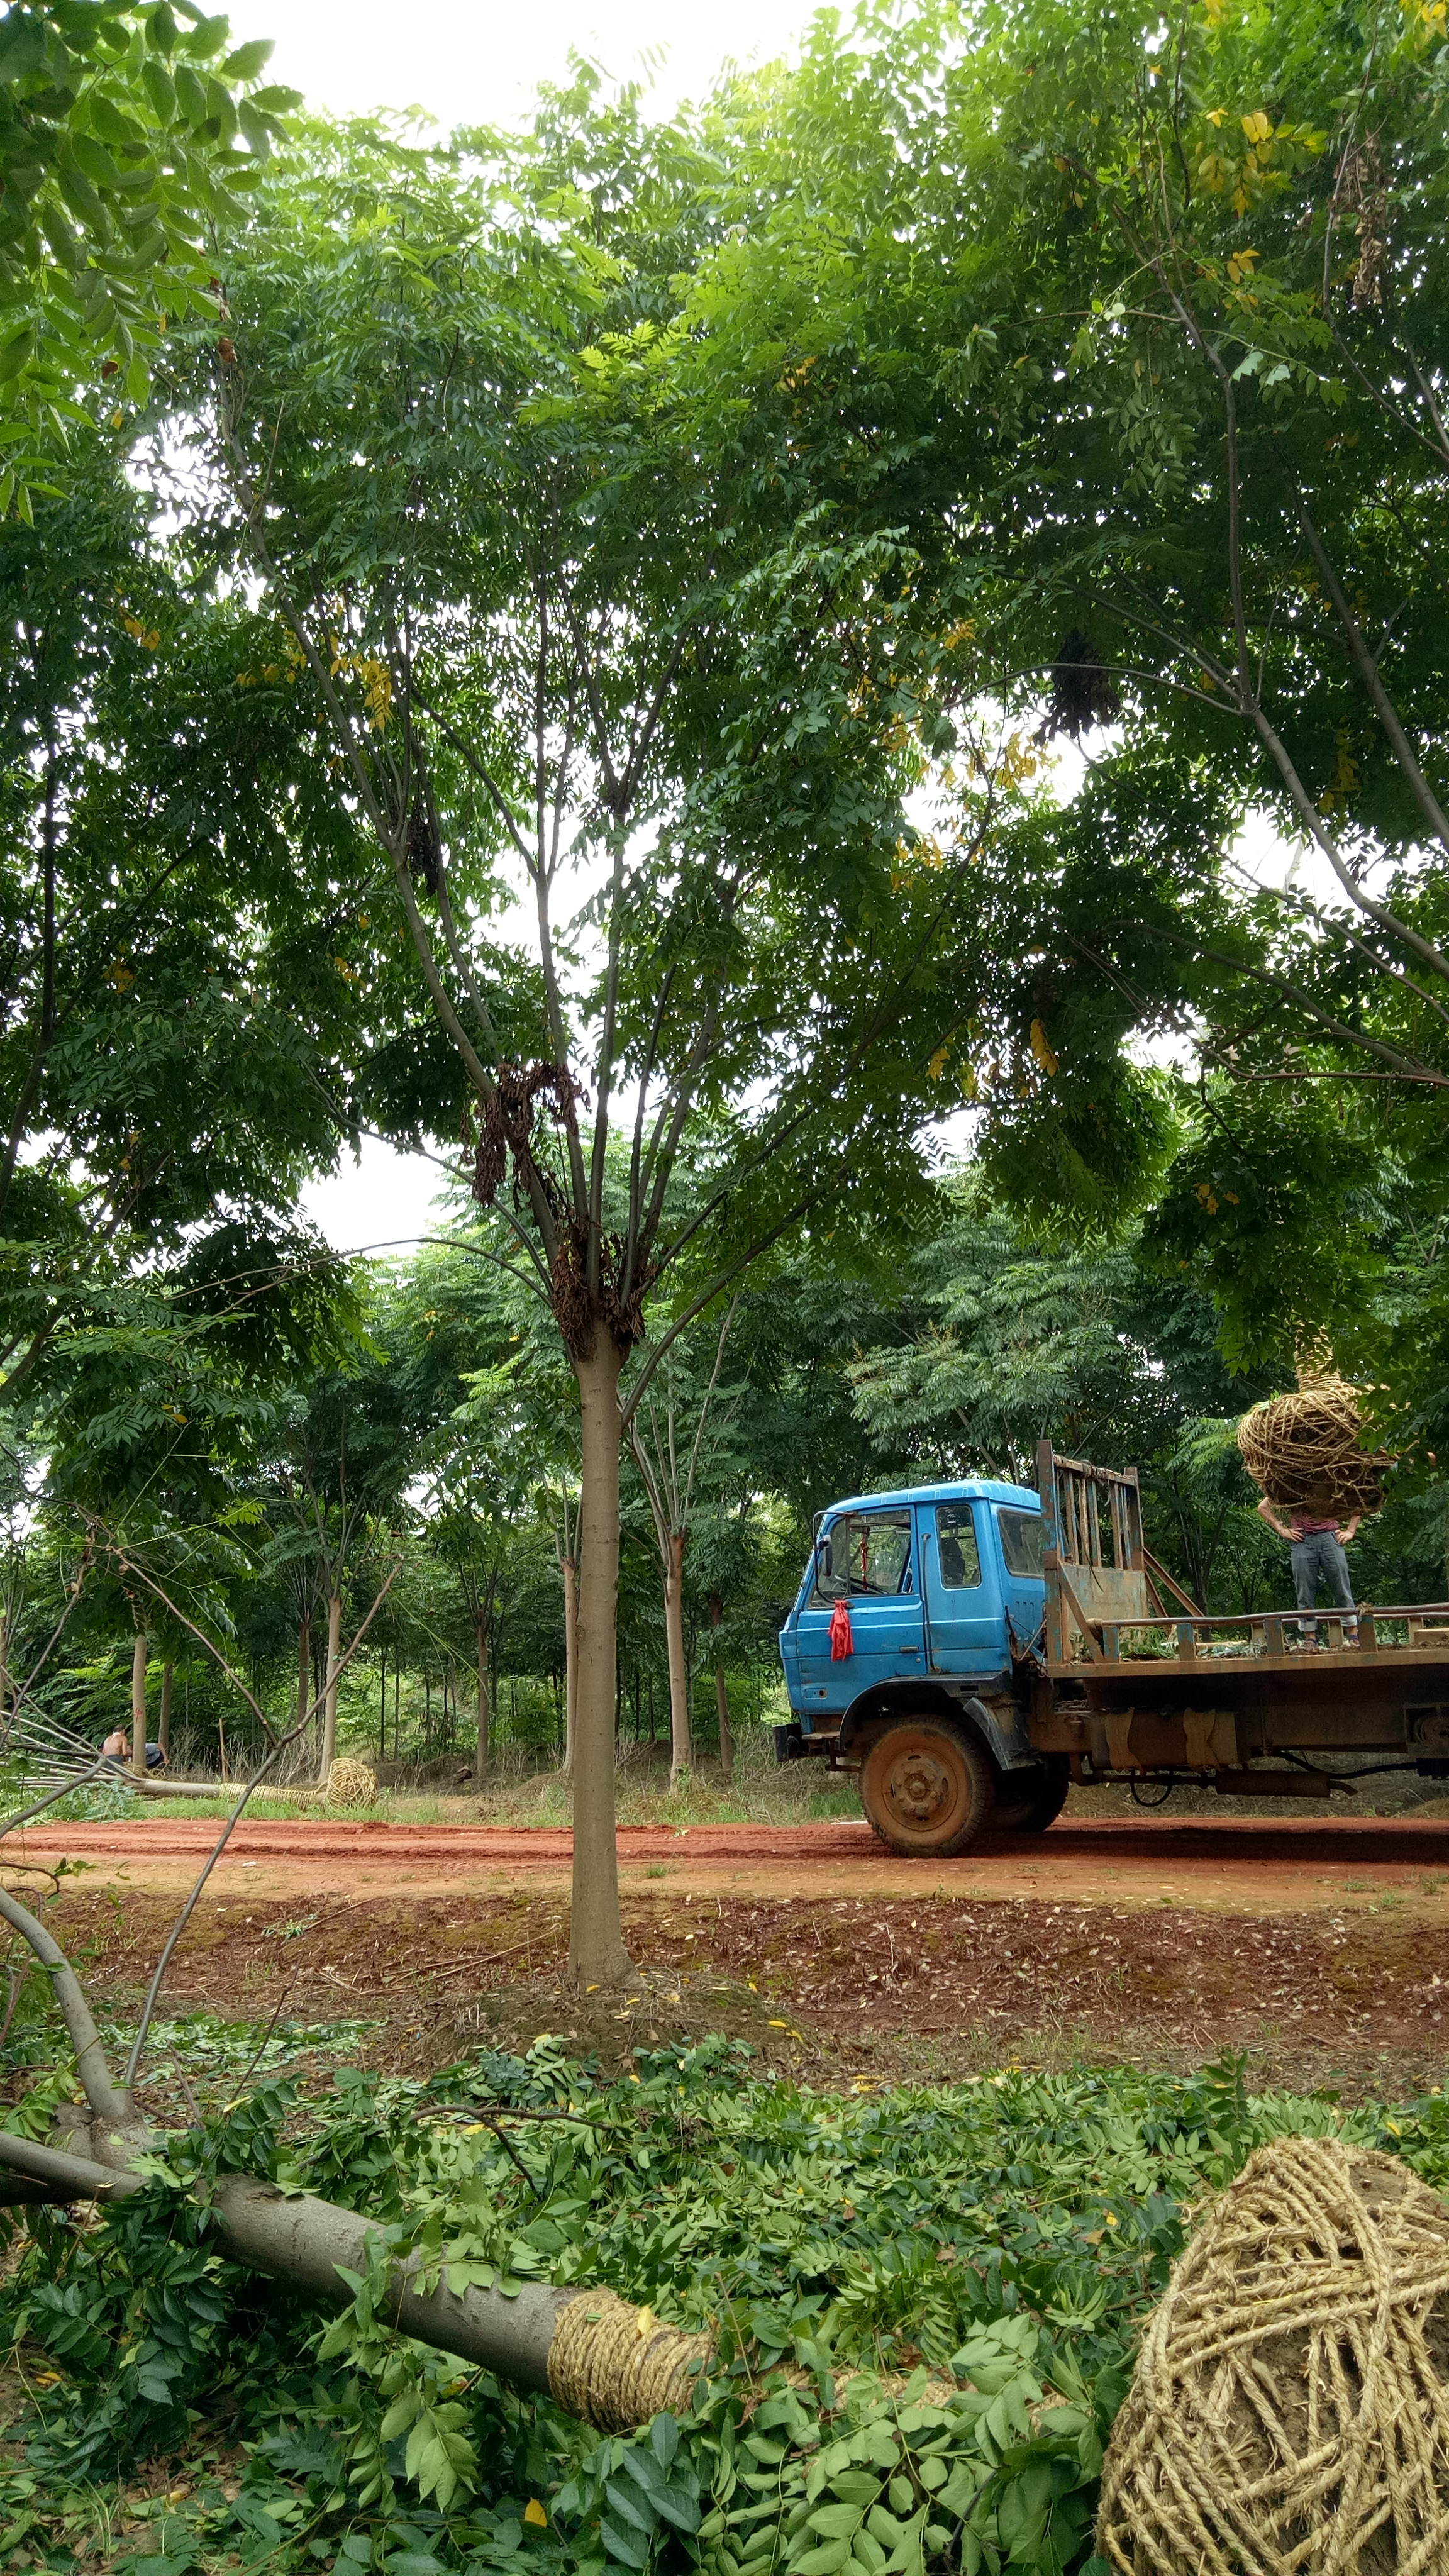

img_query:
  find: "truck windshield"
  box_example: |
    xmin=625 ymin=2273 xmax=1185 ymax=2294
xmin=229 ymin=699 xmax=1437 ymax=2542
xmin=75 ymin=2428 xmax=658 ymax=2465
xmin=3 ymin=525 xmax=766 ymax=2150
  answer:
xmin=997 ymin=1508 xmax=1045 ymax=1575
xmin=812 ymin=1509 xmax=914 ymax=1601
xmin=933 ymin=1504 xmax=982 ymax=1587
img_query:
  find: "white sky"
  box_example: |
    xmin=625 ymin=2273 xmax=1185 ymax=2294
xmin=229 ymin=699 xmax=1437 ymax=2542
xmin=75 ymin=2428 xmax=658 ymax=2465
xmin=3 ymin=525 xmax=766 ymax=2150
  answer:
xmin=260 ymin=0 xmax=813 ymax=133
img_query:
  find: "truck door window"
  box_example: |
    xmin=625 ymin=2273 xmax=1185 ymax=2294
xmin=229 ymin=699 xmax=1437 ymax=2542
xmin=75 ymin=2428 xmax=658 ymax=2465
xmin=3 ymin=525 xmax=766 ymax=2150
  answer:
xmin=812 ymin=1510 xmax=914 ymax=1602
xmin=933 ymin=1504 xmax=982 ymax=1587
xmin=997 ymin=1508 xmax=1045 ymax=1576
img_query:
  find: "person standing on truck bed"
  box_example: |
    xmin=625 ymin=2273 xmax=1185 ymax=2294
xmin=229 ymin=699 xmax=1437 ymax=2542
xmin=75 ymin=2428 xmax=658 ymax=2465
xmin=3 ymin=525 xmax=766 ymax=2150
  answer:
xmin=1256 ymin=1492 xmax=1360 ymax=1645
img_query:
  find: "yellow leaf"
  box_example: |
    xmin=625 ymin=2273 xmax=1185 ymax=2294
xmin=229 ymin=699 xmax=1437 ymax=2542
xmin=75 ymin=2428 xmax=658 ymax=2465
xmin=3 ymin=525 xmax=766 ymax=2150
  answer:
xmin=928 ymin=1041 xmax=951 ymax=1080
xmin=767 ymin=2018 xmax=789 ymax=2028
xmin=1241 ymin=109 xmax=1272 ymax=142
xmin=635 ymin=2306 xmax=655 ymax=2338
xmin=524 ymin=2500 xmax=548 ymax=2528
xmin=1029 ymin=1018 xmax=1058 ymax=1075
xmin=1204 ymin=106 xmax=1226 ymax=126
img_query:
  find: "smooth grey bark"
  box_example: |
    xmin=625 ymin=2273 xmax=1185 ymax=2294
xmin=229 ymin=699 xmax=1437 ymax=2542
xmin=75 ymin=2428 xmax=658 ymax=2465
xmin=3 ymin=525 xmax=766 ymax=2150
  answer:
xmin=0 ymin=2132 xmax=573 ymax=2389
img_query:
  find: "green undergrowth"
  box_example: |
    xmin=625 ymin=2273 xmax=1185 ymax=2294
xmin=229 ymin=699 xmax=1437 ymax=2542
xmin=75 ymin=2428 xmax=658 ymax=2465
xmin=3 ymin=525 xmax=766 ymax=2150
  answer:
xmin=3 ymin=2038 xmax=1448 ymax=2576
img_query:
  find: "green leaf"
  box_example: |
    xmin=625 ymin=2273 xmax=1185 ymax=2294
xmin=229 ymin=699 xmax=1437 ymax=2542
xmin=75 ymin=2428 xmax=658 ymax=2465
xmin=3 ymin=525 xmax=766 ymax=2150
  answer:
xmin=142 ymin=58 xmax=177 ymax=119
xmin=222 ymin=37 xmax=274 ymax=76
xmin=604 ymin=2479 xmax=656 ymax=2538
xmin=599 ymin=2516 xmax=652 ymax=2570
xmin=808 ymin=2507 xmax=865 ymax=2541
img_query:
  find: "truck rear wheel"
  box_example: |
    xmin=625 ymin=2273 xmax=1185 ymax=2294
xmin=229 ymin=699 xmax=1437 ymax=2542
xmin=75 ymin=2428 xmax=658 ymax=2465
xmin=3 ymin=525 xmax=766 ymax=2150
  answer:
xmin=992 ymin=1753 xmax=1070 ymax=1835
xmin=860 ymin=1718 xmax=995 ymax=1857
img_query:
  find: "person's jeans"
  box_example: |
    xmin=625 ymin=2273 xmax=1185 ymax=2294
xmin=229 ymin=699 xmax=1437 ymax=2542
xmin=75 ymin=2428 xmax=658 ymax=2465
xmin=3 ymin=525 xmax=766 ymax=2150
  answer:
xmin=1291 ymin=1531 xmax=1357 ymax=1638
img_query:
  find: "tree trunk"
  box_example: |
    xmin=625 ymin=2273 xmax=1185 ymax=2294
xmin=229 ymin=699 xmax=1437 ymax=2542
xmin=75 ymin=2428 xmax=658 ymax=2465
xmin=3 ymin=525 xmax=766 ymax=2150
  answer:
xmin=474 ymin=1616 xmax=490 ymax=1782
xmin=710 ymin=1594 xmax=733 ymax=1777
xmin=319 ymin=1593 xmax=341 ymax=1785
xmin=130 ymin=1633 xmax=148 ymax=1782
xmin=560 ymin=1550 xmax=579 ymax=1779
xmin=0 ymin=1609 xmax=8 ymax=1720
xmin=158 ymin=1662 xmax=172 ymax=1762
xmin=296 ymin=1613 xmax=311 ymax=1743
xmin=663 ymin=1529 xmax=691 ymax=1787
xmin=568 ymin=1340 xmax=630 ymax=1988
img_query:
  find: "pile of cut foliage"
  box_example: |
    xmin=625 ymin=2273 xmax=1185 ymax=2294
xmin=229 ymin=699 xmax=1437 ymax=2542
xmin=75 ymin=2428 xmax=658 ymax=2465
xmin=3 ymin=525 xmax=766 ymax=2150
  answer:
xmin=3 ymin=2032 xmax=1449 ymax=2576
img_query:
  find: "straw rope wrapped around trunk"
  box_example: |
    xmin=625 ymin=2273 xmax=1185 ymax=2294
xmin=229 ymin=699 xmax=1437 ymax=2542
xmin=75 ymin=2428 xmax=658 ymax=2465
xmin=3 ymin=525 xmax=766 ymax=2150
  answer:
xmin=1097 ymin=2134 xmax=1449 ymax=2573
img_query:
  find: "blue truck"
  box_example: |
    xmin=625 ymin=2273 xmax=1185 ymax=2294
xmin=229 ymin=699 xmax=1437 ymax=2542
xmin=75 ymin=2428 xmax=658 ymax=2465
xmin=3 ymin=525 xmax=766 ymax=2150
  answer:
xmin=775 ymin=1442 xmax=1449 ymax=1855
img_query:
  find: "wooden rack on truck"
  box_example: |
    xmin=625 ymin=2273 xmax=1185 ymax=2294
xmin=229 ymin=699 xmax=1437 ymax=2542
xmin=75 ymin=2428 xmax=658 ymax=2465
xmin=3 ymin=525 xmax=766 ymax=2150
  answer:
xmin=1031 ymin=1441 xmax=1449 ymax=1797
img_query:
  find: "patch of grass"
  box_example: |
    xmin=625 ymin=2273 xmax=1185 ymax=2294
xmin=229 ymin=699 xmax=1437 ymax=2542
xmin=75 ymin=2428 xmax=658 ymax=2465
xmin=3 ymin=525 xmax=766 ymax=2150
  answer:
xmin=136 ymin=1727 xmax=870 ymax=1835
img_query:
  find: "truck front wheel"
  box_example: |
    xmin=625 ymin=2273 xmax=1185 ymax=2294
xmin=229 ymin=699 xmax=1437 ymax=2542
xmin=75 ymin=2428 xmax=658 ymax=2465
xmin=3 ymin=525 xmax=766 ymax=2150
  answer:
xmin=860 ymin=1719 xmax=995 ymax=1857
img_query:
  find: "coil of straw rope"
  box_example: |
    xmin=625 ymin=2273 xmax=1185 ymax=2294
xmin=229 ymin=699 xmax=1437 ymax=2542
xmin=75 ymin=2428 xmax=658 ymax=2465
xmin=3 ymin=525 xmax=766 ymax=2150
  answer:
xmin=1236 ymin=1352 xmax=1392 ymax=1518
xmin=324 ymin=1758 xmax=377 ymax=1813
xmin=1097 ymin=2134 xmax=1449 ymax=2573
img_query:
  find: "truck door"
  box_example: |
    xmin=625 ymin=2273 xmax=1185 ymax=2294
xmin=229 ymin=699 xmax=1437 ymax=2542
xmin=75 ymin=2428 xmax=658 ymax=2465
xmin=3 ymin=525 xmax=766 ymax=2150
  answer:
xmin=919 ymin=1501 xmax=1002 ymax=1676
xmin=993 ymin=1502 xmax=1046 ymax=1656
xmin=796 ymin=1506 xmax=924 ymax=1714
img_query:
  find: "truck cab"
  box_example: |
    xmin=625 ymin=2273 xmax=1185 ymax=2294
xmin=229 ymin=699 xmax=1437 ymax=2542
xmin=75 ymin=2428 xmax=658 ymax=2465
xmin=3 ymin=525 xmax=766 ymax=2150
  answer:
xmin=777 ymin=1480 xmax=1069 ymax=1855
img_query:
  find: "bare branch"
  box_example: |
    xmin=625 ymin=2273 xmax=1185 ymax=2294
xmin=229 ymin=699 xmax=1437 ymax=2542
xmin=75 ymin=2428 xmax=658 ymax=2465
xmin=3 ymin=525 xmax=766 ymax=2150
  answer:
xmin=1293 ymin=494 xmax=1449 ymax=860
xmin=121 ymin=1558 xmax=402 ymax=2086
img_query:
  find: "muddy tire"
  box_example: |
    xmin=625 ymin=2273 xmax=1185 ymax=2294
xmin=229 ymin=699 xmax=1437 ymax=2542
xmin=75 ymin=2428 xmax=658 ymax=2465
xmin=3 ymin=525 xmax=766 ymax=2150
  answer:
xmin=992 ymin=1753 xmax=1070 ymax=1835
xmin=860 ymin=1718 xmax=996 ymax=1858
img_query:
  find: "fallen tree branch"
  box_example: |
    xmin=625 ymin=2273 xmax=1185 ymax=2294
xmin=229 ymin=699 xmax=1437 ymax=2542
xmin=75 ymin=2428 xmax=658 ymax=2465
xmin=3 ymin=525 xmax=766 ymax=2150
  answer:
xmin=0 ymin=1886 xmax=136 ymax=2145
xmin=0 ymin=2128 xmax=710 ymax=2429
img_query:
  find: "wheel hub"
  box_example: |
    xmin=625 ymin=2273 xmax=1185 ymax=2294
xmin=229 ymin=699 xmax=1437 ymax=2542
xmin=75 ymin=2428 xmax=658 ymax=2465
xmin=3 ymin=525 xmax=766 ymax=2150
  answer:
xmin=886 ymin=1747 xmax=955 ymax=1823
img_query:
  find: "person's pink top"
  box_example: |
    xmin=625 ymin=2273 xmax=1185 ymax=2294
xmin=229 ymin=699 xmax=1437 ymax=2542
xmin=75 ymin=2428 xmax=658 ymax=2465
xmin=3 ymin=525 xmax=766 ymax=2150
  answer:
xmin=1289 ymin=1513 xmax=1339 ymax=1540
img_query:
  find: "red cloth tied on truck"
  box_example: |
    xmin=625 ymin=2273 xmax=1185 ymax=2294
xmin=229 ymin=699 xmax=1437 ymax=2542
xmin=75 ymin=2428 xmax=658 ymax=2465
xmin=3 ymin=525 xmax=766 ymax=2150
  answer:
xmin=829 ymin=1597 xmax=854 ymax=1660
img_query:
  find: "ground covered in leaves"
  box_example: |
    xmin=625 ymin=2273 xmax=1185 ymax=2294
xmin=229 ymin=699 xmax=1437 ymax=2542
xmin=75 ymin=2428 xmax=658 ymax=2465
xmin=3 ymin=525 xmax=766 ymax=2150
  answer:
xmin=3 ymin=2005 xmax=1449 ymax=2576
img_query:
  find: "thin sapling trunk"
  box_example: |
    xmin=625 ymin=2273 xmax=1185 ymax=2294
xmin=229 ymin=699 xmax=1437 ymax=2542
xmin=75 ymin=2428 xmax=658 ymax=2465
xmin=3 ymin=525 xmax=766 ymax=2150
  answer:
xmin=319 ymin=1594 xmax=341 ymax=1785
xmin=475 ymin=1615 xmax=490 ymax=1783
xmin=130 ymin=1632 xmax=148 ymax=1782
xmin=561 ymin=1550 xmax=579 ymax=1780
xmin=663 ymin=1529 xmax=691 ymax=1787
xmin=710 ymin=1594 xmax=733 ymax=1777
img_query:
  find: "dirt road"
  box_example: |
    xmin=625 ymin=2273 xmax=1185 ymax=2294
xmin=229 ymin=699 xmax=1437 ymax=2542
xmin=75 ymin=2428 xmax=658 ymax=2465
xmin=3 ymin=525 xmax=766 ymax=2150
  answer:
xmin=14 ymin=1813 xmax=1449 ymax=1911
xmin=11 ymin=1815 xmax=1449 ymax=2103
